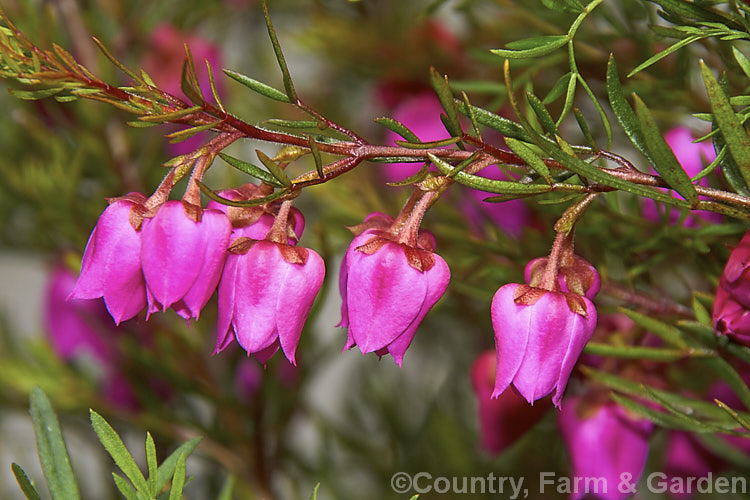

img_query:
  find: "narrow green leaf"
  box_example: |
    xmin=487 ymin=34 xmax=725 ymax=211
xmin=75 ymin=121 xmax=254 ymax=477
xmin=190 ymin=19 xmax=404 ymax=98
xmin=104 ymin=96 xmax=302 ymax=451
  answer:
xmin=197 ymin=180 xmax=289 ymax=207
xmin=606 ymin=55 xmax=651 ymax=161
xmin=92 ymin=36 xmax=140 ymax=82
xmin=155 ymin=438 xmax=201 ymax=493
xmin=126 ymin=120 xmax=159 ymax=128
xmin=217 ymin=476 xmax=236 ymax=500
xmin=701 ymin=61 xmax=750 ymax=187
xmin=139 ymin=105 xmax=203 ymax=123
xmin=90 ymin=410 xmax=149 ymax=495
xmin=219 ymin=153 xmax=284 ymax=186
xmin=633 ymin=95 xmax=698 ymax=205
xmin=461 ymin=91 xmax=482 ymax=139
xmin=557 ymin=72 xmax=577 ymax=125
xmin=261 ymin=0 xmax=296 ymax=101
xmin=526 ymin=91 xmax=559 ymax=136
xmin=733 ymin=47 xmax=750 ymax=80
xmin=716 ymin=399 xmax=750 ymax=432
xmin=490 ymin=35 xmax=569 ymax=59
xmin=627 ymin=35 xmax=702 ymax=78
xmin=429 ymin=67 xmax=462 ymax=137
xmin=265 ymin=119 xmax=320 ymax=129
xmin=619 ymin=309 xmax=688 ymax=348
xmin=29 ymin=387 xmax=81 ymax=500
xmin=54 ymin=95 xmax=78 ymax=103
xmin=394 ymin=137 xmax=462 ymax=149
xmin=146 ymin=433 xmax=157 ymax=495
xmin=309 ymin=483 xmax=320 ymax=500
xmin=713 ymin=134 xmax=750 ymax=196
xmin=649 ymin=0 xmax=738 ymax=27
xmin=374 ymin=117 xmax=420 ymax=143
xmin=576 ymin=73 xmax=612 ymax=150
xmin=168 ymin=454 xmax=186 ymax=500
xmin=504 ymin=137 xmax=552 ymax=182
xmin=205 ymin=60 xmax=225 ymax=113
xmin=9 ymin=88 xmax=63 ymax=100
xmin=385 ymin=163 xmax=430 ymax=186
xmin=165 ymin=121 xmax=219 ymax=144
xmin=583 ymin=342 xmax=712 ymax=361
xmin=308 ymin=136 xmax=323 ymax=179
xmin=692 ymin=294 xmax=712 ymax=326
xmin=179 ymin=50 xmax=204 ymax=105
xmin=222 ymin=70 xmax=291 ymax=103
xmin=573 ymin=108 xmax=597 ymax=148
xmin=455 ymin=100 xmax=531 ymax=141
xmin=112 ymin=473 xmax=139 ymax=500
xmin=429 ymin=153 xmax=551 ymax=194
xmin=611 ymin=394 xmax=710 ymax=431
xmin=701 ymin=356 xmax=750 ymax=410
xmin=256 ymin=150 xmax=291 ymax=187
xmin=543 ymin=72 xmax=572 ymax=104
xmin=11 ymin=463 xmax=42 ymax=500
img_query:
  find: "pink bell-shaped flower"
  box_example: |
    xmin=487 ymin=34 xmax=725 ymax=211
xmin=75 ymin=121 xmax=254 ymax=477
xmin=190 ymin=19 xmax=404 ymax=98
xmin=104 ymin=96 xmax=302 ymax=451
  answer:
xmin=215 ymin=203 xmax=324 ymax=365
xmin=339 ymin=212 xmax=450 ymax=366
xmin=471 ymin=351 xmax=551 ymax=455
xmin=141 ymin=200 xmax=231 ymax=320
xmin=491 ymin=283 xmax=597 ymax=407
xmin=557 ymin=397 xmax=653 ymax=500
xmin=70 ymin=193 xmax=148 ymax=324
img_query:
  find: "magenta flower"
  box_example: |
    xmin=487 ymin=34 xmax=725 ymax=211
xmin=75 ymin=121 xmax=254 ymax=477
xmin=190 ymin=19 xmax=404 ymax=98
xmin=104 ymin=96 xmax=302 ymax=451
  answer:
xmin=524 ymin=255 xmax=601 ymax=300
xmin=471 ymin=351 xmax=551 ymax=455
xmin=215 ymin=239 xmax=325 ymax=364
xmin=141 ymin=200 xmax=231 ymax=321
xmin=70 ymin=193 xmax=148 ymax=324
xmin=558 ymin=397 xmax=653 ymax=500
xmin=339 ymin=214 xmax=450 ymax=366
xmin=713 ymin=230 xmax=750 ymax=344
xmin=716 ymin=230 xmax=750 ymax=308
xmin=642 ymin=126 xmax=720 ymax=226
xmin=491 ymin=283 xmax=597 ymax=406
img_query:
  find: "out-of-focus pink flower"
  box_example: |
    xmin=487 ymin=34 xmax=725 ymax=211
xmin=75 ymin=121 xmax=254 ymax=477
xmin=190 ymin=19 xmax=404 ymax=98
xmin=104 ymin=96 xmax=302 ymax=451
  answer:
xmin=382 ymin=93 xmax=529 ymax=235
xmin=216 ymin=240 xmax=325 ymax=365
xmin=141 ymin=200 xmax=231 ymax=321
xmin=70 ymin=193 xmax=148 ymax=325
xmin=716 ymin=230 xmax=750 ymax=309
xmin=142 ymin=24 xmax=223 ymax=156
xmin=471 ymin=351 xmax=551 ymax=455
xmin=491 ymin=283 xmax=597 ymax=407
xmin=558 ymin=397 xmax=653 ymax=500
xmin=642 ymin=126 xmax=720 ymax=226
xmin=339 ymin=213 xmax=450 ymax=366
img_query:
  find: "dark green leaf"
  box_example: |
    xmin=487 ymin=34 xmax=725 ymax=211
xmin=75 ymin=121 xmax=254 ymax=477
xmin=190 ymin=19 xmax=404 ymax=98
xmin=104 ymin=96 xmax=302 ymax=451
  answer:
xmin=526 ymin=91 xmax=558 ymax=136
xmin=633 ymin=95 xmax=698 ymax=205
xmin=256 ymin=150 xmax=291 ymax=187
xmin=265 ymin=119 xmax=320 ymax=129
xmin=573 ymin=108 xmax=596 ymax=148
xmin=648 ymin=0 xmax=738 ymax=27
xmin=308 ymin=136 xmax=323 ymax=179
xmin=223 ymin=70 xmax=291 ymax=103
xmin=611 ymin=394 xmax=712 ymax=431
xmin=491 ymin=35 xmax=569 ymax=59
xmin=11 ymin=463 xmax=42 ymax=500
xmin=29 ymin=387 xmax=81 ymax=500
xmin=619 ymin=309 xmax=688 ymax=348
xmin=504 ymin=137 xmax=552 ymax=182
xmin=261 ymin=0 xmax=296 ymax=101
xmin=701 ymin=356 xmax=750 ymax=410
xmin=455 ymin=100 xmax=531 ymax=141
xmin=583 ymin=342 xmax=712 ymax=361
xmin=429 ymin=153 xmax=551 ymax=194
xmin=139 ymin=105 xmax=203 ymax=123
xmin=429 ymin=67 xmax=462 ymax=137
xmin=197 ymin=180 xmax=289 ymax=207
xmin=716 ymin=400 xmax=750 ymax=432
xmin=386 ymin=163 xmax=430 ymax=186
xmin=155 ymin=438 xmax=201 ymax=492
xmin=701 ymin=61 xmax=750 ymax=188
xmin=542 ymin=72 xmax=572 ymax=105
xmin=606 ymin=55 xmax=651 ymax=161
xmin=90 ymin=410 xmax=149 ymax=496
xmin=180 ymin=52 xmax=204 ymax=106
xmin=374 ymin=117 xmax=420 ymax=143
xmin=394 ymin=137 xmax=462 ymax=149
xmin=627 ymin=35 xmax=702 ymax=78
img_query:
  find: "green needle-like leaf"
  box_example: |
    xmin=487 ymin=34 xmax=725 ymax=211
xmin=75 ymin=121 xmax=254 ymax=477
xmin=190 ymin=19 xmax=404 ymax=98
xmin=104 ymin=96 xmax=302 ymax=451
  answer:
xmin=222 ymin=69 xmax=291 ymax=103
xmin=526 ymin=91 xmax=559 ymax=136
xmin=155 ymin=438 xmax=201 ymax=492
xmin=702 ymin=356 xmax=750 ymax=410
xmin=90 ymin=410 xmax=149 ymax=496
xmin=606 ymin=55 xmax=651 ymax=161
xmin=168 ymin=454 xmax=186 ymax=500
xmin=11 ymin=463 xmax=42 ymax=500
xmin=701 ymin=60 xmax=750 ymax=188
xmin=219 ymin=152 xmax=286 ymax=187
xmin=429 ymin=153 xmax=551 ymax=194
xmin=455 ymin=100 xmax=531 ymax=141
xmin=310 ymin=483 xmax=320 ymax=500
xmin=29 ymin=387 xmax=81 ymax=500
xmin=374 ymin=117 xmax=420 ymax=143
xmin=308 ymin=135 xmax=323 ymax=179
xmin=146 ymin=433 xmax=157 ymax=495
xmin=197 ymin=180 xmax=289 ymax=207
xmin=633 ymin=94 xmax=698 ymax=205
xmin=112 ymin=473 xmax=139 ymax=500
xmin=261 ymin=0 xmax=296 ymax=102
xmin=716 ymin=399 xmax=750 ymax=432
xmin=619 ymin=309 xmax=688 ymax=348
xmin=490 ymin=34 xmax=569 ymax=59
xmin=429 ymin=67 xmax=462 ymax=138
xmin=217 ymin=476 xmax=236 ymax=500
xmin=256 ymin=150 xmax=292 ymax=187
xmin=504 ymin=137 xmax=552 ymax=182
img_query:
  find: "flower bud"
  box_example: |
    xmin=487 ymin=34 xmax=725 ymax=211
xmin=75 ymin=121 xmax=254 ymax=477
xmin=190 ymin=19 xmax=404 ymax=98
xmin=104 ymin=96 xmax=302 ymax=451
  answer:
xmin=141 ymin=200 xmax=231 ymax=320
xmin=471 ymin=351 xmax=550 ymax=455
xmin=558 ymin=397 xmax=652 ymax=500
xmin=713 ymin=282 xmax=750 ymax=345
xmin=70 ymin=193 xmax=148 ymax=324
xmin=339 ymin=214 xmax=450 ymax=366
xmin=716 ymin=230 xmax=750 ymax=309
xmin=491 ymin=283 xmax=597 ymax=407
